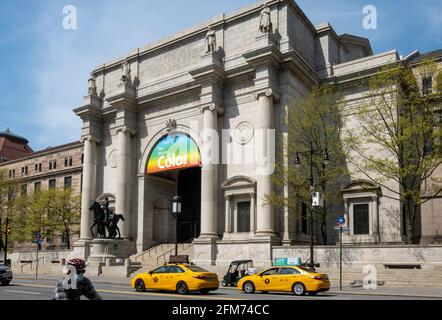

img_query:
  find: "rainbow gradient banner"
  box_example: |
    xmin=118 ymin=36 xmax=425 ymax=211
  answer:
xmin=147 ymin=133 xmax=201 ymax=174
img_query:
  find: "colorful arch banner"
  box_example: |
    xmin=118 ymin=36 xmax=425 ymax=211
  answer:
xmin=146 ymin=133 xmax=201 ymax=174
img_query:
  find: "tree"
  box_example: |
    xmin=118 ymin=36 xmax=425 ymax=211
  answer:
xmin=0 ymin=169 xmax=18 ymax=251
xmin=267 ymin=84 xmax=348 ymax=244
xmin=343 ymin=60 xmax=442 ymax=244
xmin=10 ymin=188 xmax=81 ymax=249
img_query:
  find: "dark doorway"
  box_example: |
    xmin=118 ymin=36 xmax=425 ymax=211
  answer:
xmin=177 ymin=167 xmax=201 ymax=242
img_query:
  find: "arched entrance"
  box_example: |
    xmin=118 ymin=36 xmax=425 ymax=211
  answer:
xmin=146 ymin=132 xmax=201 ymax=243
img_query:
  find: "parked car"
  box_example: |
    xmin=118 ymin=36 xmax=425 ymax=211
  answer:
xmin=0 ymin=264 xmax=13 ymax=286
xmin=131 ymin=263 xmax=219 ymax=294
xmin=237 ymin=266 xmax=330 ymax=296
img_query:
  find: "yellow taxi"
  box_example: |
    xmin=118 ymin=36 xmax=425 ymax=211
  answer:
xmin=131 ymin=263 xmax=219 ymax=294
xmin=237 ymin=266 xmax=330 ymax=296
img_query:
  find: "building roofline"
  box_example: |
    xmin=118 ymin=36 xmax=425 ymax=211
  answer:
xmin=91 ymin=0 xmax=319 ymax=74
xmin=0 ymin=141 xmax=82 ymax=166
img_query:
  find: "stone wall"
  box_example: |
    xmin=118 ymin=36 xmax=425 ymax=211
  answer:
xmin=273 ymin=245 xmax=442 ymax=270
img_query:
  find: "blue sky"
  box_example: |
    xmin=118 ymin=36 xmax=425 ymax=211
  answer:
xmin=1 ymin=0 xmax=441 ymax=151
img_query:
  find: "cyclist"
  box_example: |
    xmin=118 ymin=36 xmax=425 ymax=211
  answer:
xmin=52 ymin=258 xmax=102 ymax=300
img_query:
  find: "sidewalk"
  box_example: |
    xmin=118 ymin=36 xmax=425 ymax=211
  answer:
xmin=14 ymin=273 xmax=442 ymax=298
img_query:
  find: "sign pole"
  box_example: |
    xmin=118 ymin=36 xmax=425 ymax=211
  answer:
xmin=339 ymin=225 xmax=342 ymax=291
xmin=36 ymin=241 xmax=39 ymax=279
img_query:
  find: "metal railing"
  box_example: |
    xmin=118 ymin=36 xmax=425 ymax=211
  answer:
xmin=20 ymin=257 xmax=45 ymax=273
xmin=156 ymin=239 xmax=193 ymax=265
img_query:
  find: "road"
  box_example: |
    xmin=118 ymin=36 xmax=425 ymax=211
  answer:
xmin=0 ymin=278 xmax=439 ymax=300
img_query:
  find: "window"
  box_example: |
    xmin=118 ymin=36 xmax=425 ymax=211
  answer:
xmin=166 ymin=266 xmax=185 ymax=273
xmin=49 ymin=179 xmax=56 ymax=189
xmin=49 ymin=161 xmax=52 ymax=170
xmin=64 ymin=176 xmax=72 ymax=189
xmin=53 ymin=160 xmax=57 ymax=169
xmin=35 ymin=164 xmax=38 ymax=171
xmin=69 ymin=156 xmax=73 ymax=166
xmin=81 ymin=154 xmax=84 ymax=164
xmin=353 ymin=203 xmax=369 ymax=235
xmin=237 ymin=201 xmax=250 ymax=232
xmin=34 ymin=181 xmax=41 ymax=193
xmin=64 ymin=157 xmax=68 ymax=167
xmin=21 ymin=167 xmax=25 ymax=175
xmin=301 ymin=202 xmax=309 ymax=234
xmin=186 ymin=266 xmax=209 ymax=272
xmin=423 ymin=77 xmax=433 ymax=95
xmin=12 ymin=169 xmax=15 ymax=177
xmin=25 ymin=166 xmax=28 ymax=175
xmin=261 ymin=268 xmax=280 ymax=276
xmin=9 ymin=170 xmax=12 ymax=178
xmin=152 ymin=266 xmax=168 ymax=274
xmin=39 ymin=163 xmax=42 ymax=172
xmin=21 ymin=184 xmax=27 ymax=196
xmin=278 ymin=268 xmax=300 ymax=275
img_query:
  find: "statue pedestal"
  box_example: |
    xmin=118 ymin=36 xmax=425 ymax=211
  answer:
xmin=86 ymin=239 xmax=136 ymax=276
xmin=255 ymin=32 xmax=276 ymax=48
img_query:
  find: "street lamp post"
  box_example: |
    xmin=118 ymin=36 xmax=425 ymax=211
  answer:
xmin=172 ymin=195 xmax=182 ymax=256
xmin=294 ymin=141 xmax=329 ymax=271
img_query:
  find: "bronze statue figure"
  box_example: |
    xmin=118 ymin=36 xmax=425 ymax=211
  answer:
xmin=89 ymin=199 xmax=124 ymax=239
xmin=89 ymin=201 xmax=107 ymax=238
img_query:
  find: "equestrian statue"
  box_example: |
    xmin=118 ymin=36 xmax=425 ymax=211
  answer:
xmin=89 ymin=197 xmax=125 ymax=239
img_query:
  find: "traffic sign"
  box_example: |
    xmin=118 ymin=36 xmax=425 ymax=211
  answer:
xmin=334 ymin=226 xmax=349 ymax=231
xmin=34 ymin=233 xmax=42 ymax=241
xmin=336 ymin=215 xmax=345 ymax=225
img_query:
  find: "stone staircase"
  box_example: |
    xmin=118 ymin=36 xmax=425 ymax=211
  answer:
xmin=129 ymin=242 xmax=194 ymax=277
xmin=316 ymin=266 xmax=442 ymax=288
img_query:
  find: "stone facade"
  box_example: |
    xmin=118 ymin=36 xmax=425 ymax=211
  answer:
xmin=0 ymin=141 xmax=83 ymax=249
xmin=72 ymin=0 xmax=442 ymax=268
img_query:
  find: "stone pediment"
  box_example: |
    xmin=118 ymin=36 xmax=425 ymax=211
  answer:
xmin=341 ymin=179 xmax=381 ymax=195
xmin=221 ymin=175 xmax=256 ymax=189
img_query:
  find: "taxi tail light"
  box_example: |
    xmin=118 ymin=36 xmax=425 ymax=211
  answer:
xmin=193 ymin=275 xmax=208 ymax=280
xmin=310 ymin=275 xmax=322 ymax=280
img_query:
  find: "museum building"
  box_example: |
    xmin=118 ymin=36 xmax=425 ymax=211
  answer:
xmin=72 ymin=0 xmax=442 ymax=267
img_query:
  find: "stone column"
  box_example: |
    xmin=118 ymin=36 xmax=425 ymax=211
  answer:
xmin=250 ymin=192 xmax=256 ymax=232
xmin=224 ymin=195 xmax=232 ymax=233
xmin=255 ymin=90 xmax=276 ymax=236
xmin=80 ymin=136 xmax=97 ymax=240
xmin=116 ymin=128 xmax=131 ymax=239
xmin=200 ymin=104 xmax=219 ymax=238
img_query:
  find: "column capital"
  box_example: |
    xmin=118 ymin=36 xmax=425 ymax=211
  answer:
xmin=253 ymin=88 xmax=279 ymax=101
xmin=201 ymin=103 xmax=223 ymax=115
xmin=116 ymin=126 xmax=136 ymax=136
xmin=81 ymin=135 xmax=101 ymax=144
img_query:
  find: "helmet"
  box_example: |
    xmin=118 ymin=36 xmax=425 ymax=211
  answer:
xmin=67 ymin=258 xmax=86 ymax=272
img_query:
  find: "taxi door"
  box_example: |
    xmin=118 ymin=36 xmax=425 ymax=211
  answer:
xmin=255 ymin=268 xmax=281 ymax=291
xmin=148 ymin=266 xmax=168 ymax=290
xmin=161 ymin=266 xmax=185 ymax=291
xmin=277 ymin=267 xmax=301 ymax=291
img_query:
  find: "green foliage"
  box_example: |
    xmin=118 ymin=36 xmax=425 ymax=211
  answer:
xmin=343 ymin=60 xmax=442 ymax=243
xmin=267 ymin=84 xmax=348 ymax=244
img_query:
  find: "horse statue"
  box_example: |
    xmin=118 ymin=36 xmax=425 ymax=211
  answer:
xmin=107 ymin=210 xmax=125 ymax=239
xmin=89 ymin=201 xmax=107 ymax=238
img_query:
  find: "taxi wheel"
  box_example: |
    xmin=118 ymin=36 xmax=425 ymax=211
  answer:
xmin=1 ymin=281 xmax=11 ymax=286
xmin=200 ymin=289 xmax=210 ymax=294
xmin=176 ymin=281 xmax=189 ymax=295
xmin=243 ymin=281 xmax=255 ymax=294
xmin=292 ymin=282 xmax=306 ymax=296
xmin=135 ymin=279 xmax=145 ymax=292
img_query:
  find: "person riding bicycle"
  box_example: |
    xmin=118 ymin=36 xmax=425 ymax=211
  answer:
xmin=52 ymin=258 xmax=102 ymax=300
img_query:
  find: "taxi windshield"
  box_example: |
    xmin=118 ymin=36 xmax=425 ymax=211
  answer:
xmin=186 ymin=265 xmax=209 ymax=272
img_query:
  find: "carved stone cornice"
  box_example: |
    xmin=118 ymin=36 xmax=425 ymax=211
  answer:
xmin=106 ymin=82 xmax=137 ymax=111
xmin=73 ymin=104 xmax=102 ymax=121
xmin=80 ymin=135 xmax=101 ymax=144
xmin=115 ymin=126 xmax=136 ymax=136
xmin=243 ymin=44 xmax=282 ymax=70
